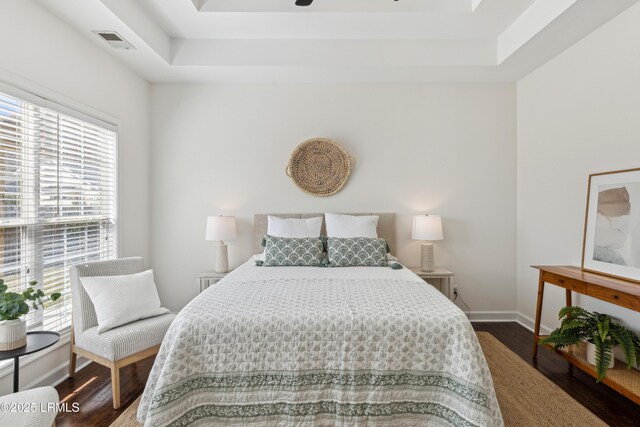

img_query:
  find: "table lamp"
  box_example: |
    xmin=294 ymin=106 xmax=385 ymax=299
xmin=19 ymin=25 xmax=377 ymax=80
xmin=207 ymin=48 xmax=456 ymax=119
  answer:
xmin=205 ymin=215 xmax=237 ymax=273
xmin=412 ymin=214 xmax=443 ymax=272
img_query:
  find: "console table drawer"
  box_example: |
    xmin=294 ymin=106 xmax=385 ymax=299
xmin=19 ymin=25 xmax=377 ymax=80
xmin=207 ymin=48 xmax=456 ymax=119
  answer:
xmin=587 ymin=285 xmax=640 ymax=311
xmin=542 ymin=272 xmax=587 ymax=293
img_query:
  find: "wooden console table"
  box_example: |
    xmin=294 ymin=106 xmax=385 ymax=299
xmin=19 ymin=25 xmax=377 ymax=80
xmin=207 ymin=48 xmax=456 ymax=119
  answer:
xmin=532 ymin=265 xmax=640 ymax=404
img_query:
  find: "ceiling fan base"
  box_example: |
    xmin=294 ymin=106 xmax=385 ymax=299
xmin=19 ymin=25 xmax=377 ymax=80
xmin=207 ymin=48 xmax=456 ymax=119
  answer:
xmin=295 ymin=0 xmax=314 ymax=6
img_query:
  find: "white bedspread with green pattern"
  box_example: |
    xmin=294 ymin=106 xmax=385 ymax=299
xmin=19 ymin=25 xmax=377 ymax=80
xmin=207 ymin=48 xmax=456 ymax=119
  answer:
xmin=138 ymin=262 xmax=503 ymax=426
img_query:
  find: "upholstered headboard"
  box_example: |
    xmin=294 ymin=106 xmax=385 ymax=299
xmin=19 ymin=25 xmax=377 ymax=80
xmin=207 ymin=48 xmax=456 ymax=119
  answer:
xmin=253 ymin=213 xmax=396 ymax=254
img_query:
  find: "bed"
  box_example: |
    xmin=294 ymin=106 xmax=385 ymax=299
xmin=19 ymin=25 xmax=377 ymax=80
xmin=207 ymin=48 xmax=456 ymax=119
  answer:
xmin=138 ymin=213 xmax=503 ymax=426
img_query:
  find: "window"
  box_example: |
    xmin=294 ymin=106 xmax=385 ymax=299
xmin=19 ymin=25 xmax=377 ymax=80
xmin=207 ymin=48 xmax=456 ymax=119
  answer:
xmin=0 ymin=87 xmax=117 ymax=334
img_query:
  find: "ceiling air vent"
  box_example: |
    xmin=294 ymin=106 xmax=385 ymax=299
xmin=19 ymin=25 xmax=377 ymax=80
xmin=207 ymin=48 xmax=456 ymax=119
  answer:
xmin=93 ymin=31 xmax=135 ymax=50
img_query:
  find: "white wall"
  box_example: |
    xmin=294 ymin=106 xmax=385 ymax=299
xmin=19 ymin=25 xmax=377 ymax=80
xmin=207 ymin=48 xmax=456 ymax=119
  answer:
xmin=0 ymin=0 xmax=150 ymax=393
xmin=517 ymin=3 xmax=640 ymax=333
xmin=150 ymin=83 xmax=517 ymax=315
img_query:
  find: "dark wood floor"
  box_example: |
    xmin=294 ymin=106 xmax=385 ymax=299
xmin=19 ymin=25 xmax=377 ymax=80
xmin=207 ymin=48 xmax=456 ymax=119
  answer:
xmin=55 ymin=356 xmax=155 ymax=427
xmin=54 ymin=322 xmax=640 ymax=426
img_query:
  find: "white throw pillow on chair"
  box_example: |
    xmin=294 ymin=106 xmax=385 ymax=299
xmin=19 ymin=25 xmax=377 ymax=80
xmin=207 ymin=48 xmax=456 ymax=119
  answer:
xmin=80 ymin=269 xmax=170 ymax=333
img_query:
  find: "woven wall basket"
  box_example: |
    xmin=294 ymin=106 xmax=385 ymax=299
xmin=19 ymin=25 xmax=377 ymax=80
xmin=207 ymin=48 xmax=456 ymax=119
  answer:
xmin=286 ymin=138 xmax=355 ymax=197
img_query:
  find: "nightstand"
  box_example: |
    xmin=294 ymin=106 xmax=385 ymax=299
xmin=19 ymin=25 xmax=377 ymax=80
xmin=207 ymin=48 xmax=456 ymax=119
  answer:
xmin=197 ymin=271 xmax=230 ymax=293
xmin=410 ymin=267 xmax=454 ymax=300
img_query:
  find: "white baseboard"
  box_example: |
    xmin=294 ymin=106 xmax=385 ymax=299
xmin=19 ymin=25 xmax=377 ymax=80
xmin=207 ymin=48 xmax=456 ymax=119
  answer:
xmin=465 ymin=310 xmax=555 ymax=335
xmin=468 ymin=311 xmax=518 ymax=322
xmin=27 ymin=357 xmax=91 ymax=390
xmin=515 ymin=312 xmax=553 ymax=335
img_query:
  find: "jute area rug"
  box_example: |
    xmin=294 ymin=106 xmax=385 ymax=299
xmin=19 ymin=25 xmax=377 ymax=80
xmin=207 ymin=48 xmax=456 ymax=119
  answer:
xmin=111 ymin=332 xmax=607 ymax=426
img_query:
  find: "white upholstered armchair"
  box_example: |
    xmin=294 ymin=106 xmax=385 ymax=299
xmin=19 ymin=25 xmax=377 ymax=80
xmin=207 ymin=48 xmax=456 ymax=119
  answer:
xmin=68 ymin=257 xmax=175 ymax=409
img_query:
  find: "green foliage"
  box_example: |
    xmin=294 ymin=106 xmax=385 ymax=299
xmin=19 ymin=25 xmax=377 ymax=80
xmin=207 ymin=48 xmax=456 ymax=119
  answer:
xmin=0 ymin=279 xmax=61 ymax=321
xmin=610 ymin=326 xmax=637 ymax=368
xmin=539 ymin=306 xmax=640 ymax=382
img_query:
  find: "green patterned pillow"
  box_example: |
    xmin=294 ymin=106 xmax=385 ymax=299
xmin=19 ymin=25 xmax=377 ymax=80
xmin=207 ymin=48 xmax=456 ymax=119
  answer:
xmin=263 ymin=235 xmax=325 ymax=266
xmin=327 ymin=237 xmax=389 ymax=267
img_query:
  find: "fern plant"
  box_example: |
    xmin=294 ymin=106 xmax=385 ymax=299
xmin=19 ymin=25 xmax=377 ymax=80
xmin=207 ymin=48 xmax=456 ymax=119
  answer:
xmin=539 ymin=306 xmax=640 ymax=381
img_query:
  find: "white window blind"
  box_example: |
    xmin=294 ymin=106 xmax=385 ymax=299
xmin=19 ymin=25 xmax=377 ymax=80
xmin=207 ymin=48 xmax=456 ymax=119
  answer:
xmin=0 ymin=88 xmax=117 ymax=334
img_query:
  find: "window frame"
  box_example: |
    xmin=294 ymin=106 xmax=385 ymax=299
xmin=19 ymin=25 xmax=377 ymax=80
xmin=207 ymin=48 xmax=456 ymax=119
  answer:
xmin=0 ymin=79 xmax=120 ymax=336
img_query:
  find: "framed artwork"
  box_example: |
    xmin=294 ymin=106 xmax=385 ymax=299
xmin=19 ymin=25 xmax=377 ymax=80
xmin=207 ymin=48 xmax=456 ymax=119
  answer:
xmin=582 ymin=168 xmax=640 ymax=282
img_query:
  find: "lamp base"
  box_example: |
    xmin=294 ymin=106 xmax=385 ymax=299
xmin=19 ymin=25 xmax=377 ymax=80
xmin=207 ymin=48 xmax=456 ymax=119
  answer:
xmin=420 ymin=242 xmax=435 ymax=272
xmin=214 ymin=241 xmax=229 ymax=274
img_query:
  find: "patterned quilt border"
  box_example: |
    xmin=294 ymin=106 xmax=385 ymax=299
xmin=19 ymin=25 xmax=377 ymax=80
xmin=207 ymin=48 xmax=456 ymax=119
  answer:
xmin=150 ymin=370 xmax=489 ymax=410
xmin=168 ymin=401 xmax=480 ymax=427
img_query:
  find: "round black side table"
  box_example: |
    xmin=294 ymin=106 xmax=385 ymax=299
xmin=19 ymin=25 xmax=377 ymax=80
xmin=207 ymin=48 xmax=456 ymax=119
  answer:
xmin=0 ymin=331 xmax=60 ymax=392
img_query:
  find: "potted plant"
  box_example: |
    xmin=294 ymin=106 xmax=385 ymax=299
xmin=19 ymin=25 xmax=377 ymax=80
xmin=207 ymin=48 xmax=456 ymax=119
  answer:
xmin=540 ymin=306 xmax=640 ymax=381
xmin=0 ymin=279 xmax=61 ymax=350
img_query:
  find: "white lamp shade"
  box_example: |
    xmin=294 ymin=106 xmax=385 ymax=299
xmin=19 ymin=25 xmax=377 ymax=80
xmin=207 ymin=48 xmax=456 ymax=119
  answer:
xmin=412 ymin=215 xmax=443 ymax=241
xmin=205 ymin=216 xmax=237 ymax=241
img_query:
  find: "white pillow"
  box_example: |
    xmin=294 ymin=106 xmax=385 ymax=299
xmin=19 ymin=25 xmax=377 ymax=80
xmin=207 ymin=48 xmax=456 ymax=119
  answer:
xmin=267 ymin=215 xmax=323 ymax=238
xmin=80 ymin=269 xmax=170 ymax=334
xmin=325 ymin=213 xmax=379 ymax=238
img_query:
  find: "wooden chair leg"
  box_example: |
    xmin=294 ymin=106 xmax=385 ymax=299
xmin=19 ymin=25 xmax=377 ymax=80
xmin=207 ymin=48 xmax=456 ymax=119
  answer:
xmin=69 ymin=351 xmax=77 ymax=378
xmin=111 ymin=365 xmax=121 ymax=409
xmin=69 ymin=326 xmax=77 ymax=378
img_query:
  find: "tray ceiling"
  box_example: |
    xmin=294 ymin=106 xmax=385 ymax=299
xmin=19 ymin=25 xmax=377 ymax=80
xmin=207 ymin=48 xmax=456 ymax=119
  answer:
xmin=36 ymin=0 xmax=639 ymax=83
